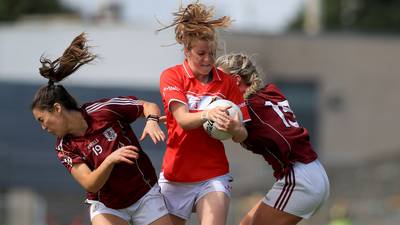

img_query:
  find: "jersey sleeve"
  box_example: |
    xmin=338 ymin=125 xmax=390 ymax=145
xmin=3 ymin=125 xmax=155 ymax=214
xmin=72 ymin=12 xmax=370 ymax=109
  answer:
xmin=84 ymin=96 xmax=143 ymax=124
xmin=55 ymin=140 xmax=85 ymax=173
xmin=160 ymin=68 xmax=187 ymax=109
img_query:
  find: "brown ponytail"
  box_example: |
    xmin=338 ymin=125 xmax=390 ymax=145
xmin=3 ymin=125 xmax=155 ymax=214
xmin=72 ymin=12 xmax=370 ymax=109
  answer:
xmin=31 ymin=33 xmax=96 ymax=111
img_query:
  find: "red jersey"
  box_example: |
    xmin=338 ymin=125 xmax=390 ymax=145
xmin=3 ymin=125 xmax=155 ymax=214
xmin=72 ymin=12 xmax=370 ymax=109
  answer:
xmin=160 ymin=60 xmax=250 ymax=182
xmin=55 ymin=96 xmax=157 ymax=209
xmin=243 ymin=84 xmax=318 ymax=179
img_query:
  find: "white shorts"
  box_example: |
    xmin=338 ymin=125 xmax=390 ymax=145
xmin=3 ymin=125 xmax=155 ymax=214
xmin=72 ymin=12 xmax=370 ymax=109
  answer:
xmin=86 ymin=184 xmax=169 ymax=225
xmin=158 ymin=172 xmax=233 ymax=220
xmin=262 ymin=160 xmax=330 ymax=219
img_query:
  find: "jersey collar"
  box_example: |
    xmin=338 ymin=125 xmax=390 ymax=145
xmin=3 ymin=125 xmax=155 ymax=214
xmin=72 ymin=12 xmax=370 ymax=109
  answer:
xmin=182 ymin=60 xmax=222 ymax=82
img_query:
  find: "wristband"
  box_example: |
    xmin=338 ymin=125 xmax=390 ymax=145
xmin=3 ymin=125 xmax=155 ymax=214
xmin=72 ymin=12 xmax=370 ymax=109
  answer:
xmin=146 ymin=114 xmax=160 ymax=123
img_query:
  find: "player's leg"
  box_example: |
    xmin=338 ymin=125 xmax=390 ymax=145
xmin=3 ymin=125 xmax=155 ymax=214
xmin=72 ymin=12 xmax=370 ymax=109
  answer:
xmin=158 ymin=173 xmax=198 ymax=225
xmin=130 ymin=184 xmax=174 ymax=225
xmin=166 ymin=214 xmax=187 ymax=225
xmin=149 ymin=214 xmax=175 ymax=225
xmin=92 ymin=213 xmax=129 ymax=225
xmin=195 ymin=173 xmax=233 ymax=225
xmin=196 ymin=191 xmax=230 ymax=225
xmin=240 ymin=200 xmax=301 ymax=225
xmin=87 ymin=200 xmax=130 ymax=225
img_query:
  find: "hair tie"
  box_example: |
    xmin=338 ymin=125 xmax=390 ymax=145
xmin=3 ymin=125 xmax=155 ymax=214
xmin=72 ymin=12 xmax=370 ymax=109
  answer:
xmin=48 ymin=80 xmax=55 ymax=86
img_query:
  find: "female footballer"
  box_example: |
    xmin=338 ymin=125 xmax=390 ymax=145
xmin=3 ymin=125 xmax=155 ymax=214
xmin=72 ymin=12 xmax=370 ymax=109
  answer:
xmin=157 ymin=3 xmax=250 ymax=225
xmin=216 ymin=53 xmax=330 ymax=225
xmin=31 ymin=33 xmax=173 ymax=225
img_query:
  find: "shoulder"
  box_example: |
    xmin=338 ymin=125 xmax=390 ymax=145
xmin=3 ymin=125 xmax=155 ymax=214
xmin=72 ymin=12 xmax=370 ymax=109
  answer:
xmin=250 ymin=84 xmax=285 ymax=100
xmin=55 ymin=137 xmax=76 ymax=154
xmin=216 ymin=68 xmax=233 ymax=80
xmin=215 ymin=68 xmax=237 ymax=87
xmin=82 ymin=96 xmax=141 ymax=116
xmin=161 ymin=64 xmax=183 ymax=79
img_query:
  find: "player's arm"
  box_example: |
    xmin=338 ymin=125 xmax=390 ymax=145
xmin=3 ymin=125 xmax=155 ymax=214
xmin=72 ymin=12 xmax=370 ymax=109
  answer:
xmin=229 ymin=112 xmax=248 ymax=143
xmin=70 ymin=145 xmax=139 ymax=193
xmin=137 ymin=100 xmax=165 ymax=143
xmin=171 ymin=101 xmax=231 ymax=130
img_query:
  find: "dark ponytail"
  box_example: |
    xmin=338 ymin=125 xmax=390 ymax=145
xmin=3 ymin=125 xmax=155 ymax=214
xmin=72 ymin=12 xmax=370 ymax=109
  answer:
xmin=31 ymin=33 xmax=96 ymax=111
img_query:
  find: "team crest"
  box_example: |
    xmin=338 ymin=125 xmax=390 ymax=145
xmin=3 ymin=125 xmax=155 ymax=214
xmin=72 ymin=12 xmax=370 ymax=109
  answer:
xmin=103 ymin=127 xmax=117 ymax=141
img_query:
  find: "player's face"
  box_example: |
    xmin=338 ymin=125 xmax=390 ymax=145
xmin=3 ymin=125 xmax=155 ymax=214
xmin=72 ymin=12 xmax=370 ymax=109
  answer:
xmin=219 ymin=70 xmax=250 ymax=94
xmin=32 ymin=106 xmax=67 ymax=138
xmin=237 ymin=77 xmax=250 ymax=94
xmin=185 ymin=39 xmax=216 ymax=77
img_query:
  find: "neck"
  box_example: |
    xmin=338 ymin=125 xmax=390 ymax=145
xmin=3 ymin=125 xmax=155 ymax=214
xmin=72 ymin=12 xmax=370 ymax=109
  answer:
xmin=196 ymin=71 xmax=213 ymax=84
xmin=67 ymin=110 xmax=88 ymax=137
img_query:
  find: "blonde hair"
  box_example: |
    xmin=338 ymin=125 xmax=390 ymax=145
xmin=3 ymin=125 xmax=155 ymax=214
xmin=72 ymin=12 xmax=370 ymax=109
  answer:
xmin=216 ymin=53 xmax=263 ymax=99
xmin=157 ymin=2 xmax=231 ymax=49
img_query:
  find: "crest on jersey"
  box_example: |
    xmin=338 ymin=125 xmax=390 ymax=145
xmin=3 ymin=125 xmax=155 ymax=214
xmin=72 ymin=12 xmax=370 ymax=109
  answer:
xmin=103 ymin=127 xmax=117 ymax=141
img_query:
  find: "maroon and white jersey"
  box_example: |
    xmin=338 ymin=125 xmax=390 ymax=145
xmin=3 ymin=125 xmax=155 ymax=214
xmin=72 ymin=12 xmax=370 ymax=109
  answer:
xmin=243 ymin=84 xmax=318 ymax=179
xmin=55 ymin=96 xmax=157 ymax=209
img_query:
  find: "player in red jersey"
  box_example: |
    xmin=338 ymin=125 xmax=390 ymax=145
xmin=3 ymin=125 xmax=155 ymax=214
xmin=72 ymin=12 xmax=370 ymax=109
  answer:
xmin=156 ymin=3 xmax=250 ymax=225
xmin=216 ymin=53 xmax=330 ymax=225
xmin=31 ymin=33 xmax=173 ymax=225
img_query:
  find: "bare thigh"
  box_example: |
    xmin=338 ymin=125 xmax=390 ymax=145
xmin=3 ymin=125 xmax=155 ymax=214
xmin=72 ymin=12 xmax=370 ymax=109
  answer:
xmin=149 ymin=214 xmax=175 ymax=225
xmin=240 ymin=200 xmax=302 ymax=225
xmin=167 ymin=214 xmax=187 ymax=225
xmin=196 ymin=191 xmax=230 ymax=225
xmin=92 ymin=213 xmax=129 ymax=225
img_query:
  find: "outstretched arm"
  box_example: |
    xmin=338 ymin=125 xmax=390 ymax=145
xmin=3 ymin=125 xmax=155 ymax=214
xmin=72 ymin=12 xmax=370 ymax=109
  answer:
xmin=138 ymin=100 xmax=166 ymax=144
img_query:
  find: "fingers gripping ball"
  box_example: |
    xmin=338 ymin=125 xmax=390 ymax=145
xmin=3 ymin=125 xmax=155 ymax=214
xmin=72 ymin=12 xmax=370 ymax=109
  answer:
xmin=203 ymin=99 xmax=243 ymax=140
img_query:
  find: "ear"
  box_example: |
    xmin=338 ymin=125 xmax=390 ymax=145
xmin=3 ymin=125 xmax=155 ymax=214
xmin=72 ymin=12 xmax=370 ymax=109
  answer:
xmin=184 ymin=48 xmax=190 ymax=58
xmin=53 ymin=103 xmax=62 ymax=113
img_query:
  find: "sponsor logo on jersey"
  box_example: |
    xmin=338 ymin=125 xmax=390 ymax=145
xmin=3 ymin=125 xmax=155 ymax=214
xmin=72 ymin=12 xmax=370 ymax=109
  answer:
xmin=87 ymin=139 xmax=99 ymax=149
xmin=103 ymin=127 xmax=117 ymax=141
xmin=186 ymin=94 xmax=221 ymax=110
xmin=163 ymin=86 xmax=180 ymax=92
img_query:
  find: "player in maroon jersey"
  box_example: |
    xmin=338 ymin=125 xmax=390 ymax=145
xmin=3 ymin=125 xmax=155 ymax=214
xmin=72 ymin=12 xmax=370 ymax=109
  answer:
xmin=216 ymin=53 xmax=330 ymax=225
xmin=31 ymin=33 xmax=173 ymax=225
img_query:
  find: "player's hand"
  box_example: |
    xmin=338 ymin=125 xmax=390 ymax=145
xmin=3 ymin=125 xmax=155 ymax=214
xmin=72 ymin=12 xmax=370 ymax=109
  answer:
xmin=227 ymin=112 xmax=244 ymax=135
xmin=140 ymin=120 xmax=166 ymax=144
xmin=107 ymin=145 xmax=139 ymax=165
xmin=206 ymin=106 xmax=231 ymax=130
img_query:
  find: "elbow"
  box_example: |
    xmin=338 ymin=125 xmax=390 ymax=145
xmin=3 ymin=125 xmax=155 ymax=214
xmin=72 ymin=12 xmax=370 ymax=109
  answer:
xmin=178 ymin=122 xmax=191 ymax=130
xmin=82 ymin=183 xmax=101 ymax=193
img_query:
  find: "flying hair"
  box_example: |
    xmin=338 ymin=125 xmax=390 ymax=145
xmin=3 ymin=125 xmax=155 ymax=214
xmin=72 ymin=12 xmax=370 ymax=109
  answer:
xmin=31 ymin=33 xmax=96 ymax=111
xmin=156 ymin=2 xmax=231 ymax=49
xmin=39 ymin=32 xmax=96 ymax=85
